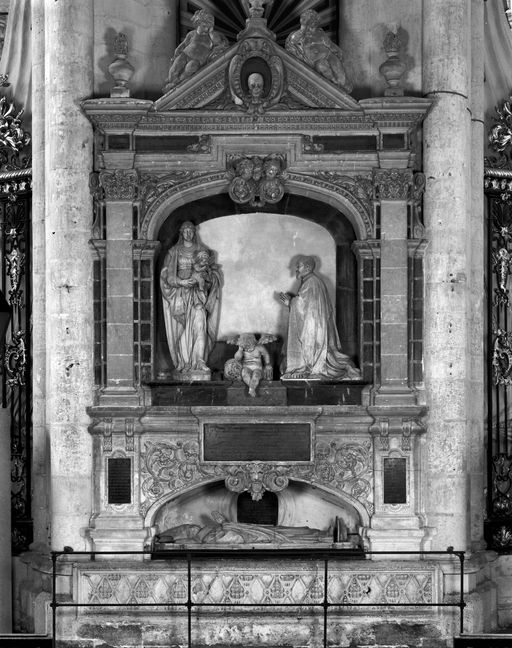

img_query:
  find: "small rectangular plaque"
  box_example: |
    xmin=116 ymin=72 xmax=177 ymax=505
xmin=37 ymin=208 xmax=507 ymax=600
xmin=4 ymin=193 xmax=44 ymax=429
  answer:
xmin=383 ymin=457 xmax=407 ymax=504
xmin=107 ymin=457 xmax=132 ymax=504
xmin=203 ymin=423 xmax=311 ymax=462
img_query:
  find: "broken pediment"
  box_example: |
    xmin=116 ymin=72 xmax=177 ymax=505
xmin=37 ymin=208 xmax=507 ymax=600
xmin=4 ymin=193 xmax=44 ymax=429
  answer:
xmin=152 ymin=6 xmax=361 ymax=114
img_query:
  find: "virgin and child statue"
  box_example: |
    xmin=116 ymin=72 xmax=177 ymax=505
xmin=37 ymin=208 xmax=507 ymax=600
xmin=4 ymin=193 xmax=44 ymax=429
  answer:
xmin=160 ymin=221 xmax=221 ymax=380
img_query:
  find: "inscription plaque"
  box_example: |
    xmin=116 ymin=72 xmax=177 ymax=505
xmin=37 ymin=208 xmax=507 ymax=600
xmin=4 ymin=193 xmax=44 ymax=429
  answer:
xmin=107 ymin=457 xmax=132 ymax=504
xmin=383 ymin=457 xmax=407 ymax=504
xmin=203 ymin=423 xmax=311 ymax=462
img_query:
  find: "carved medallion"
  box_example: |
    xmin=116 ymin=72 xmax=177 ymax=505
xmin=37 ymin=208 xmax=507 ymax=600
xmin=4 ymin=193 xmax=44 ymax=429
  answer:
xmin=229 ymin=38 xmax=284 ymax=114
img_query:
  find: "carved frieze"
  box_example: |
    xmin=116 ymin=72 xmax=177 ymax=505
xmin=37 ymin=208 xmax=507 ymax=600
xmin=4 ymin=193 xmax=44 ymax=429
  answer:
xmin=79 ymin=563 xmax=435 ymax=606
xmin=138 ymin=111 xmax=371 ymax=133
xmin=99 ymin=169 xmax=138 ymax=201
xmin=140 ymin=438 xmax=374 ymax=518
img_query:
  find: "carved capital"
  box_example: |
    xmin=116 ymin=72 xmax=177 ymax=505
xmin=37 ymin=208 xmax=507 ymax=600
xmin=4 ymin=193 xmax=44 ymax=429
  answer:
xmin=373 ymin=168 xmax=413 ymax=201
xmin=225 ymin=463 xmax=290 ymax=501
xmin=99 ymin=169 xmax=138 ymax=201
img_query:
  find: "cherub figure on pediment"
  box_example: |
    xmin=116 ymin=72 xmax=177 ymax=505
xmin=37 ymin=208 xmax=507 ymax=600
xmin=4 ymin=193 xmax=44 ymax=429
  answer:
xmin=163 ymin=10 xmax=229 ymax=93
xmin=285 ymin=9 xmax=352 ymax=93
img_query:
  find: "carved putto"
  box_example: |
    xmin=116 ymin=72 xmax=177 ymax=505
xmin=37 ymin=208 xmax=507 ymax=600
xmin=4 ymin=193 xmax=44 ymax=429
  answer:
xmin=224 ymin=333 xmax=276 ymax=397
xmin=228 ymin=154 xmax=286 ymax=207
xmin=285 ymin=10 xmax=352 ymax=93
xmin=163 ymin=10 xmax=229 ymax=93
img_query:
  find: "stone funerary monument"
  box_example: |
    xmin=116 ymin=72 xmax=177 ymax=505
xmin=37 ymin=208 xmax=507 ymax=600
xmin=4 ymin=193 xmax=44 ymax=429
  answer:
xmin=13 ymin=0 xmax=491 ymax=645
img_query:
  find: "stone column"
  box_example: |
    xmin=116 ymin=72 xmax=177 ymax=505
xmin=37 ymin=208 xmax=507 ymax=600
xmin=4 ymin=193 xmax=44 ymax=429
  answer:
xmin=0 ymin=404 xmax=12 ymax=631
xmin=31 ymin=0 xmax=49 ymax=551
xmin=45 ymin=0 xmax=94 ymax=550
xmin=423 ymin=0 xmax=471 ymax=551
xmin=468 ymin=0 xmax=485 ymax=552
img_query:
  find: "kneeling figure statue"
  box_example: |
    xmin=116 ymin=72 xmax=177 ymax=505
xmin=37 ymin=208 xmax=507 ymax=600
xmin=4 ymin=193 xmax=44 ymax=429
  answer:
xmin=279 ymin=256 xmax=360 ymax=381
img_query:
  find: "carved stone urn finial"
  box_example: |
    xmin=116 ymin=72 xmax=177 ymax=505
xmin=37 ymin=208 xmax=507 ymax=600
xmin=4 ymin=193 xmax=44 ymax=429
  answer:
xmin=379 ymin=26 xmax=406 ymax=97
xmin=108 ymin=33 xmax=135 ymax=98
xmin=239 ymin=0 xmax=275 ymax=40
xmin=248 ymin=0 xmax=267 ymax=18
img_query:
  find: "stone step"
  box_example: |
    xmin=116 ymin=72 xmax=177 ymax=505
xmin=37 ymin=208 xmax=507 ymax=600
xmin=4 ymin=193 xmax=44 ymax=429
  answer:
xmin=454 ymin=635 xmax=512 ymax=647
xmin=0 ymin=636 xmax=51 ymax=648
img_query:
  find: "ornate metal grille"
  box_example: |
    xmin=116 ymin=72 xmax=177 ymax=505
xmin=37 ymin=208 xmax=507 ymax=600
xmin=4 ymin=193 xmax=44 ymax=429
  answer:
xmin=1 ymin=193 xmax=31 ymax=553
xmin=0 ymin=83 xmax=33 ymax=554
xmin=484 ymin=92 xmax=512 ymax=550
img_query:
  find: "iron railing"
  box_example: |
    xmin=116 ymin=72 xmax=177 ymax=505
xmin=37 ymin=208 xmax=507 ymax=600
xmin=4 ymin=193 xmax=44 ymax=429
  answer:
xmin=51 ymin=547 xmax=465 ymax=648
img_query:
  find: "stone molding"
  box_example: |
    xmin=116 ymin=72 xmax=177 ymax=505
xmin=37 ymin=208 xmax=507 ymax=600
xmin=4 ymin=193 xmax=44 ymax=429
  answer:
xmin=290 ymin=171 xmax=374 ymax=238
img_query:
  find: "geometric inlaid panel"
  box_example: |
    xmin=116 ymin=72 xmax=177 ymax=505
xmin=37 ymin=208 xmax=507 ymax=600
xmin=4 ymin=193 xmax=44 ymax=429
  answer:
xmin=79 ymin=561 xmax=437 ymax=609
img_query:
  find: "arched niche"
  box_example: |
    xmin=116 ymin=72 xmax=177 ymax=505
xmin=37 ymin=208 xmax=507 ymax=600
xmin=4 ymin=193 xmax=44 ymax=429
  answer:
xmin=149 ymin=478 xmax=365 ymax=539
xmin=154 ymin=192 xmax=359 ymax=379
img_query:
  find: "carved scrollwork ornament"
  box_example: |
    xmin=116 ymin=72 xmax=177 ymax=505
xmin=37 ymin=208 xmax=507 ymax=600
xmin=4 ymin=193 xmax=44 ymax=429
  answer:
xmin=303 ymin=135 xmax=324 ymax=153
xmin=493 ymin=525 xmax=512 ymax=548
xmin=186 ymin=135 xmax=212 ymax=154
xmin=0 ymin=95 xmax=31 ymax=171
xmin=5 ymin=229 xmax=24 ymax=307
xmin=99 ymin=169 xmax=138 ymax=201
xmin=493 ymin=327 xmax=512 ymax=385
xmin=5 ymin=329 xmax=26 ymax=389
xmin=493 ymin=246 xmax=512 ymax=305
xmin=224 ymin=463 xmax=290 ymax=501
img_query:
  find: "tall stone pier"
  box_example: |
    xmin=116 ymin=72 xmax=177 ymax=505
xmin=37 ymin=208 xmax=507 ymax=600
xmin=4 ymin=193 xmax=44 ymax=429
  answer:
xmin=44 ymin=0 xmax=94 ymax=550
xmin=423 ymin=0 xmax=472 ymax=551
